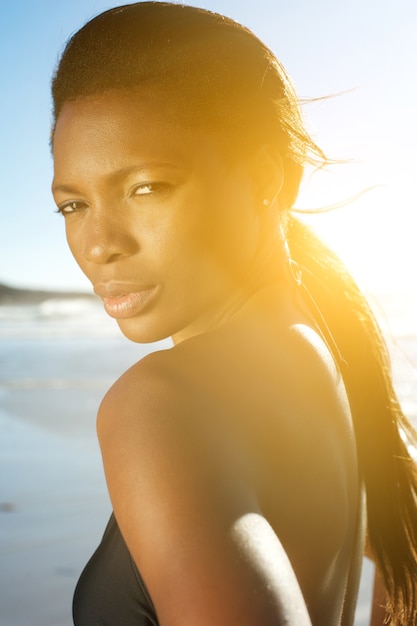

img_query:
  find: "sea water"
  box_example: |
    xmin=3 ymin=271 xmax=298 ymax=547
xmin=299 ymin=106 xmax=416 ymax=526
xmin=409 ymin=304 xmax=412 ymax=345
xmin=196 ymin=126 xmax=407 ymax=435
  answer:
xmin=0 ymin=294 xmax=415 ymax=626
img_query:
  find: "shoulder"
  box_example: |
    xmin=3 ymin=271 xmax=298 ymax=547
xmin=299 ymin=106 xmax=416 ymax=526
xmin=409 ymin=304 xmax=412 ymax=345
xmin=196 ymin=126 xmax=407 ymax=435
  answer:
xmin=97 ymin=345 xmax=202 ymax=431
xmin=99 ymin=347 xmax=183 ymax=412
xmin=96 ymin=344 xmax=250 ymax=541
xmin=96 ymin=342 xmax=247 ymax=496
xmin=96 ymin=348 xmax=203 ymax=472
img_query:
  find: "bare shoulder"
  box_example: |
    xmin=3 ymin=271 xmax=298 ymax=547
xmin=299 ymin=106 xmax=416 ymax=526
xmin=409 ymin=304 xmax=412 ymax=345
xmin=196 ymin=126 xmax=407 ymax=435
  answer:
xmin=98 ymin=350 xmax=185 ymax=436
xmin=96 ymin=347 xmax=214 ymax=502
xmin=96 ymin=346 xmax=312 ymax=626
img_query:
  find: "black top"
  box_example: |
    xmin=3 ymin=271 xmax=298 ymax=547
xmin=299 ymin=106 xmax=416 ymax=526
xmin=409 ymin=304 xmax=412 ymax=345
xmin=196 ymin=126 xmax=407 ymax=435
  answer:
xmin=73 ymin=513 xmax=159 ymax=626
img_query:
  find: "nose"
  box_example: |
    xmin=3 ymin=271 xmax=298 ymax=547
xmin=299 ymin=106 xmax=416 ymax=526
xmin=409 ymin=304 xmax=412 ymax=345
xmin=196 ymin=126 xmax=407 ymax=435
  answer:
xmin=81 ymin=210 xmax=139 ymax=264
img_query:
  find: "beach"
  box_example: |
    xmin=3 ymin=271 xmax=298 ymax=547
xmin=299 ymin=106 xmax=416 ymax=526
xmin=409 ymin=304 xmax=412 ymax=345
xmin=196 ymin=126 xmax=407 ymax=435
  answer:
xmin=1 ymin=293 xmax=416 ymax=625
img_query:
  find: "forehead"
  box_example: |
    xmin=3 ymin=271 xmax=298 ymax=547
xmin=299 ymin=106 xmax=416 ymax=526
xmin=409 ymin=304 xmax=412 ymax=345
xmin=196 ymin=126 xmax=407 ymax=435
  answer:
xmin=52 ymin=88 xmax=235 ymax=186
xmin=54 ymin=88 xmax=191 ymax=151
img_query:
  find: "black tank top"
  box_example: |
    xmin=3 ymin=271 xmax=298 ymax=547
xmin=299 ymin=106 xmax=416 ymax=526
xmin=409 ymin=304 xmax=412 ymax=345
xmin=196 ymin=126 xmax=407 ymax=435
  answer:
xmin=73 ymin=513 xmax=159 ymax=626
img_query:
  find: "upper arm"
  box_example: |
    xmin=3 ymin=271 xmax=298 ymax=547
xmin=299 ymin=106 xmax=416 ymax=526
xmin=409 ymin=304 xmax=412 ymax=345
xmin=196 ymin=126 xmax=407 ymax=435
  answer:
xmin=97 ymin=352 xmax=311 ymax=626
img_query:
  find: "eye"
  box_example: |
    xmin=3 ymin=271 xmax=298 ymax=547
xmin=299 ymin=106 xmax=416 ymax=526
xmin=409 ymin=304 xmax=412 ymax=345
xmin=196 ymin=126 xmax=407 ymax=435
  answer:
xmin=55 ymin=200 xmax=88 ymax=216
xmin=131 ymin=182 xmax=172 ymax=197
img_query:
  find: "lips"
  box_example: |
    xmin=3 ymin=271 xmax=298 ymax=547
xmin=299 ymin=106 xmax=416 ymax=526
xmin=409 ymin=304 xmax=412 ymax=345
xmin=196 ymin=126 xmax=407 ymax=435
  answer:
xmin=94 ymin=282 xmax=158 ymax=319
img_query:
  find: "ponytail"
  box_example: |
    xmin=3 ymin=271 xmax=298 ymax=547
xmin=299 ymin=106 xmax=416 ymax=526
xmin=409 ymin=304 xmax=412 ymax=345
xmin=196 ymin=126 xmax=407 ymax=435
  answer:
xmin=286 ymin=214 xmax=417 ymax=625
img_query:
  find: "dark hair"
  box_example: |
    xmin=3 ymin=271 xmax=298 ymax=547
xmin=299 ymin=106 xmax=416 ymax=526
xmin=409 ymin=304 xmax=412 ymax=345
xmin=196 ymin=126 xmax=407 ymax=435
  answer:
xmin=52 ymin=1 xmax=326 ymax=210
xmin=52 ymin=3 xmax=417 ymax=623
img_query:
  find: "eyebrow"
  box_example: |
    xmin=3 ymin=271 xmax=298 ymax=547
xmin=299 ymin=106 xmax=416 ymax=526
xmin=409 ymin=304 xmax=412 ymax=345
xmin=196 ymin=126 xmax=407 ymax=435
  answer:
xmin=52 ymin=162 xmax=182 ymax=195
xmin=51 ymin=182 xmax=81 ymax=195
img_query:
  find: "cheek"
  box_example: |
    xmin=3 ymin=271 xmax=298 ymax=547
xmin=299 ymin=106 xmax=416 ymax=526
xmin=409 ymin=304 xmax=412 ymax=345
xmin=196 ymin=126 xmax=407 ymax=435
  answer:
xmin=191 ymin=198 xmax=259 ymax=278
xmin=173 ymin=187 xmax=258 ymax=285
xmin=171 ymin=206 xmax=234 ymax=274
xmin=170 ymin=214 xmax=257 ymax=294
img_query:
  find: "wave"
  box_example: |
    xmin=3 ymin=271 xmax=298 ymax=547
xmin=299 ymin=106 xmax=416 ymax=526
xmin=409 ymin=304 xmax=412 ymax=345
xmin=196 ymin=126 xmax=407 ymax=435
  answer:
xmin=0 ymin=298 xmax=119 ymax=338
xmin=0 ymin=297 xmax=97 ymax=317
xmin=0 ymin=377 xmax=114 ymax=390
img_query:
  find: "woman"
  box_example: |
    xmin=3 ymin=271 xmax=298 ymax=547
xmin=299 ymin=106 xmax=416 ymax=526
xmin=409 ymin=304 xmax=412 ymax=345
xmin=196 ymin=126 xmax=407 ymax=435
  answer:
xmin=51 ymin=3 xmax=417 ymax=625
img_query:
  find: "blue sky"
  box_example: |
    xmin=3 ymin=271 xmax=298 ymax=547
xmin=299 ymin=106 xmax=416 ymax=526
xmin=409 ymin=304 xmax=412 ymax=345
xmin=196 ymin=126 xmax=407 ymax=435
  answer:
xmin=1 ymin=0 xmax=416 ymax=293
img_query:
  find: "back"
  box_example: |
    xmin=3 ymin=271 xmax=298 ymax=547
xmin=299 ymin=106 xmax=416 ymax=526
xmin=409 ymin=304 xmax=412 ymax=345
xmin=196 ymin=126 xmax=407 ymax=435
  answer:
xmin=160 ymin=283 xmax=364 ymax=624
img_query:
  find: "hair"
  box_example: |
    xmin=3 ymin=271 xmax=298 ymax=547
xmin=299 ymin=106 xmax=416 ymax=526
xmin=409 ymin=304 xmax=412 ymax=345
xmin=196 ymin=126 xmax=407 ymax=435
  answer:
xmin=52 ymin=3 xmax=417 ymax=623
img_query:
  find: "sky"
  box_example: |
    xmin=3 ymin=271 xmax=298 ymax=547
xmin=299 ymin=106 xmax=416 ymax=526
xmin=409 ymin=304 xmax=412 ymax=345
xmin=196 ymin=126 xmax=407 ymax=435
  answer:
xmin=1 ymin=0 xmax=416 ymax=295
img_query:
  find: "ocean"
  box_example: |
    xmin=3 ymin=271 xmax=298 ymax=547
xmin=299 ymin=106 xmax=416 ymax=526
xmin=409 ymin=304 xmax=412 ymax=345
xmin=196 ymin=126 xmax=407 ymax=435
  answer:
xmin=0 ymin=292 xmax=416 ymax=626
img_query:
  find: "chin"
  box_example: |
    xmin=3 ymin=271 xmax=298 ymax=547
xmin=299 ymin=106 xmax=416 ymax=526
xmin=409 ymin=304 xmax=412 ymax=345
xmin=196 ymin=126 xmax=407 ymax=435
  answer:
xmin=115 ymin=317 xmax=173 ymax=345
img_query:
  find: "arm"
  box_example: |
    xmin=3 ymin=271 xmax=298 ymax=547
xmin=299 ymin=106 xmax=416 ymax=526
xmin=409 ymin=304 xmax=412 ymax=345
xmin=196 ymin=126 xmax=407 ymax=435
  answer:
xmin=97 ymin=352 xmax=311 ymax=626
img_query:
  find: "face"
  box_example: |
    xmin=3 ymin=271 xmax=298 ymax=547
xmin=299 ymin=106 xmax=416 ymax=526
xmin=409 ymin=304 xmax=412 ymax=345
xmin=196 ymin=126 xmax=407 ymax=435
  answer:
xmin=52 ymin=89 xmax=263 ymax=344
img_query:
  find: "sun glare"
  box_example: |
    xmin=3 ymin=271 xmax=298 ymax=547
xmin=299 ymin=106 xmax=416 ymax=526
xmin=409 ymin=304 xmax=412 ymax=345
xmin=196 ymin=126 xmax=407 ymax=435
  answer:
xmin=295 ymin=159 xmax=415 ymax=296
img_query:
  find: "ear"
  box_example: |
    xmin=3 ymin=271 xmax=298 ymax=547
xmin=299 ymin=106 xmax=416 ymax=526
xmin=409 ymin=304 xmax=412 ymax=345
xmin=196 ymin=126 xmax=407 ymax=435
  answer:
xmin=247 ymin=143 xmax=284 ymax=209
